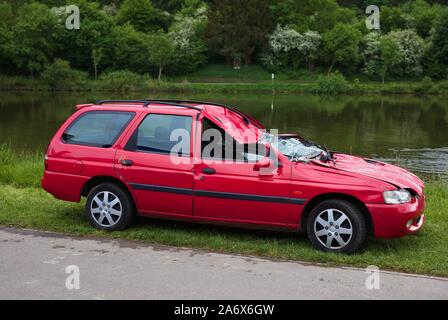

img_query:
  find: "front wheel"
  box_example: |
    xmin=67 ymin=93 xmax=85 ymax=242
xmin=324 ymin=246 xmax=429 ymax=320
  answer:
xmin=307 ymin=199 xmax=367 ymax=254
xmin=85 ymin=183 xmax=135 ymax=231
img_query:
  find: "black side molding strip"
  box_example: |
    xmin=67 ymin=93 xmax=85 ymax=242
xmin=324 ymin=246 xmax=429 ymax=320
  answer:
xmin=195 ymin=190 xmax=306 ymax=205
xmin=129 ymin=183 xmax=193 ymax=195
xmin=129 ymin=183 xmax=306 ymax=205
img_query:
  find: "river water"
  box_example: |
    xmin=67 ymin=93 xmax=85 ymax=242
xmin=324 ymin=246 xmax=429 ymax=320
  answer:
xmin=1 ymin=91 xmax=447 ymax=177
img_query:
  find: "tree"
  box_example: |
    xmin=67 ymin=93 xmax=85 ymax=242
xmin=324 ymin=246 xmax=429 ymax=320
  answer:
xmin=152 ymin=0 xmax=185 ymax=12
xmin=379 ymin=36 xmax=399 ymax=84
xmin=380 ymin=6 xmax=407 ymax=33
xmin=91 ymin=48 xmax=104 ymax=80
xmin=384 ymin=29 xmax=426 ymax=77
xmin=302 ymin=31 xmax=321 ymax=71
xmin=117 ymin=0 xmax=158 ymax=32
xmin=431 ymin=8 xmax=448 ymax=68
xmin=56 ymin=0 xmax=113 ymax=74
xmin=400 ymin=0 xmax=440 ymax=38
xmin=12 ymin=2 xmax=62 ymax=76
xmin=271 ymin=0 xmax=355 ymax=33
xmin=0 ymin=2 xmax=14 ymax=72
xmin=106 ymin=24 xmax=151 ymax=73
xmin=148 ymin=33 xmax=174 ymax=81
xmin=205 ymin=0 xmax=272 ymax=65
xmin=266 ymin=25 xmax=305 ymax=69
xmin=168 ymin=8 xmax=208 ymax=74
xmin=262 ymin=25 xmax=321 ymax=71
xmin=323 ymin=23 xmax=362 ymax=74
xmin=361 ymin=32 xmax=381 ymax=78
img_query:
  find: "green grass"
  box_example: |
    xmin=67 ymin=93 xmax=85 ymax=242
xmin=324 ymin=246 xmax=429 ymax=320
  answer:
xmin=0 ymin=145 xmax=448 ymax=276
xmin=0 ymin=144 xmax=43 ymax=188
xmin=171 ymin=64 xmax=331 ymax=83
xmin=175 ymin=64 xmax=275 ymax=82
xmin=2 ymin=66 xmax=448 ymax=95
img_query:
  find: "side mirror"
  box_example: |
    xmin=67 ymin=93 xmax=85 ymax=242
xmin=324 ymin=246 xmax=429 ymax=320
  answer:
xmin=253 ymin=157 xmax=273 ymax=172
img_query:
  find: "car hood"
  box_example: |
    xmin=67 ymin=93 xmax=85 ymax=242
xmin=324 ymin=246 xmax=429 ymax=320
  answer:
xmin=310 ymin=153 xmax=425 ymax=194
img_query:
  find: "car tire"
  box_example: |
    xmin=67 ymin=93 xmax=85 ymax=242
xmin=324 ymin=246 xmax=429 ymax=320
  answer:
xmin=85 ymin=183 xmax=135 ymax=231
xmin=307 ymin=199 xmax=367 ymax=254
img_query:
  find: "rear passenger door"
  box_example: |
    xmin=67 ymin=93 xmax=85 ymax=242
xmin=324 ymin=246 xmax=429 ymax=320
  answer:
xmin=116 ymin=113 xmax=195 ymax=216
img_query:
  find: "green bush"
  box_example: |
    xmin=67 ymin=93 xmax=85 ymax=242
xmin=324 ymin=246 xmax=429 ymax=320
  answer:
xmin=98 ymin=70 xmax=145 ymax=92
xmin=313 ymin=72 xmax=352 ymax=94
xmin=40 ymin=59 xmax=88 ymax=91
xmin=414 ymin=76 xmax=435 ymax=94
xmin=436 ymin=80 xmax=448 ymax=92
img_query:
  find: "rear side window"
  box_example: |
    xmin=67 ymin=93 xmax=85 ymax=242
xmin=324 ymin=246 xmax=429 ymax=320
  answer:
xmin=125 ymin=114 xmax=192 ymax=155
xmin=62 ymin=111 xmax=134 ymax=148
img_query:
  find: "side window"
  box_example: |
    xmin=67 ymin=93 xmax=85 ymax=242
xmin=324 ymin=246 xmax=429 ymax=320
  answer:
xmin=201 ymin=118 xmax=266 ymax=162
xmin=126 ymin=114 xmax=192 ymax=156
xmin=62 ymin=111 xmax=134 ymax=148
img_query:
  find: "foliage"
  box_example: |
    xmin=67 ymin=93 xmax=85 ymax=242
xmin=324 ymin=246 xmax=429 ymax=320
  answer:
xmin=384 ymin=29 xmax=426 ymax=78
xmin=361 ymin=31 xmax=401 ymax=83
xmin=148 ymin=33 xmax=175 ymax=81
xmin=379 ymin=35 xmax=400 ymax=83
xmin=323 ymin=23 xmax=362 ymax=73
xmin=400 ymin=0 xmax=441 ymax=38
xmin=105 ymin=24 xmax=151 ymax=73
xmin=12 ymin=2 xmax=62 ymax=76
xmin=262 ymin=25 xmax=321 ymax=71
xmin=271 ymin=0 xmax=355 ymax=33
xmin=429 ymin=8 xmax=448 ymax=79
xmin=40 ymin=59 xmax=87 ymax=90
xmin=361 ymin=32 xmax=382 ymax=78
xmin=167 ymin=7 xmax=208 ymax=74
xmin=116 ymin=0 xmax=158 ymax=32
xmin=0 ymin=0 xmax=447 ymax=81
xmin=313 ymin=72 xmax=352 ymax=94
xmin=57 ymin=0 xmax=113 ymax=73
xmin=0 ymin=2 xmax=14 ymax=72
xmin=98 ymin=70 xmax=144 ymax=92
xmin=380 ymin=5 xmax=408 ymax=34
xmin=205 ymin=0 xmax=272 ymax=65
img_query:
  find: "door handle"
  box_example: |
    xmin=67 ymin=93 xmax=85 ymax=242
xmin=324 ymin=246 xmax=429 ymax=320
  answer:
xmin=202 ymin=167 xmax=216 ymax=175
xmin=120 ymin=159 xmax=134 ymax=167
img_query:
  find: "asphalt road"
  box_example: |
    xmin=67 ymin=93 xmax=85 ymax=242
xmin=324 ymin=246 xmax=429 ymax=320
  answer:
xmin=0 ymin=227 xmax=447 ymax=300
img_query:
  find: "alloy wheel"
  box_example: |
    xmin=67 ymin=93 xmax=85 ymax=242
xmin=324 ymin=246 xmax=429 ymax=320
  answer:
xmin=90 ymin=191 xmax=122 ymax=227
xmin=314 ymin=208 xmax=353 ymax=250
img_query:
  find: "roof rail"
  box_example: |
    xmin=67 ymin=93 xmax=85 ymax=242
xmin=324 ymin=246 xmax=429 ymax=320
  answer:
xmin=95 ymin=100 xmax=202 ymax=111
xmin=96 ymin=100 xmax=152 ymax=106
xmin=149 ymin=99 xmax=250 ymax=125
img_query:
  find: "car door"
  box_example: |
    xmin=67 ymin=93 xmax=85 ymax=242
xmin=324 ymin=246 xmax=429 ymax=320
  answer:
xmin=116 ymin=112 xmax=195 ymax=216
xmin=192 ymin=117 xmax=298 ymax=228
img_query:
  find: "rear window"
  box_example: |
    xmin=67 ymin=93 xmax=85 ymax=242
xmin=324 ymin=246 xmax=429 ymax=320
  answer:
xmin=62 ymin=111 xmax=134 ymax=148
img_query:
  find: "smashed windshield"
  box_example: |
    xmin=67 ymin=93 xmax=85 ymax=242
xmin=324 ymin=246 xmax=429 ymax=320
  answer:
xmin=260 ymin=133 xmax=327 ymax=162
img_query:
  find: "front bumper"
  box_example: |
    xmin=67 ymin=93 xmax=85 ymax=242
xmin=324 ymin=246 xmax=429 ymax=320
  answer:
xmin=367 ymin=194 xmax=426 ymax=238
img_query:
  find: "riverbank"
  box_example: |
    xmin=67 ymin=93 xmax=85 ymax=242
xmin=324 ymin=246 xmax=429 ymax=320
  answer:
xmin=1 ymin=74 xmax=448 ymax=95
xmin=0 ymin=145 xmax=447 ymax=277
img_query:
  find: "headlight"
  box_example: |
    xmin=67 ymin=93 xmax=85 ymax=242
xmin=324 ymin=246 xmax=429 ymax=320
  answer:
xmin=383 ymin=189 xmax=412 ymax=204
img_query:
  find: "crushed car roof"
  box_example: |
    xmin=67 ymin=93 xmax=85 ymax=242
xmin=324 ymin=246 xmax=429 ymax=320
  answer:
xmin=79 ymin=99 xmax=266 ymax=144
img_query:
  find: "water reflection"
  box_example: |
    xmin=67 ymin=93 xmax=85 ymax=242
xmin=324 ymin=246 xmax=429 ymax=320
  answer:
xmin=1 ymin=92 xmax=447 ymax=177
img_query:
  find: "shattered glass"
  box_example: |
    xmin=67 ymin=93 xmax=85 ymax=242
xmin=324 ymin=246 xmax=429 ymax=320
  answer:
xmin=260 ymin=133 xmax=326 ymax=162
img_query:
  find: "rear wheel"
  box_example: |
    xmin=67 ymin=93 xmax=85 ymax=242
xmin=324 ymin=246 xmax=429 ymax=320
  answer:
xmin=85 ymin=183 xmax=135 ymax=231
xmin=307 ymin=199 xmax=367 ymax=254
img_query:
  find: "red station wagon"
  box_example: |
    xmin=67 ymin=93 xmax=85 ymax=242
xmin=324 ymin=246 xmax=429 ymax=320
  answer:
xmin=42 ymin=99 xmax=426 ymax=253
